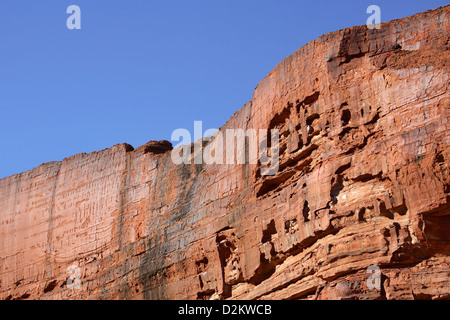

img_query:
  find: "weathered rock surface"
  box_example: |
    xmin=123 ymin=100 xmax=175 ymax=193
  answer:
xmin=1 ymin=6 xmax=449 ymax=300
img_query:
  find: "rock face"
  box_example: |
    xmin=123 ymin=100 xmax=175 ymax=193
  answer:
xmin=1 ymin=6 xmax=449 ymax=300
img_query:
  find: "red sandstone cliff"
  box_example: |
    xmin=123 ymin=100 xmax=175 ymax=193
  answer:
xmin=1 ymin=6 xmax=449 ymax=300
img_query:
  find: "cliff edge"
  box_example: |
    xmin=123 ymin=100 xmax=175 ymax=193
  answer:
xmin=1 ymin=6 xmax=449 ymax=300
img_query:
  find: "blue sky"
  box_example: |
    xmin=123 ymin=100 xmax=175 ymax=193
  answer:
xmin=0 ymin=0 xmax=448 ymax=179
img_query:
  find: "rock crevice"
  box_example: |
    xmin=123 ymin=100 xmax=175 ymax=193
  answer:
xmin=0 ymin=6 xmax=449 ymax=300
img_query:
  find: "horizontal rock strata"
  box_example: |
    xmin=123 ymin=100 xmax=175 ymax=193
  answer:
xmin=1 ymin=6 xmax=449 ymax=300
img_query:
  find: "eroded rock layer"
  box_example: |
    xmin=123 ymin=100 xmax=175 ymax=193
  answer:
xmin=1 ymin=6 xmax=449 ymax=300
